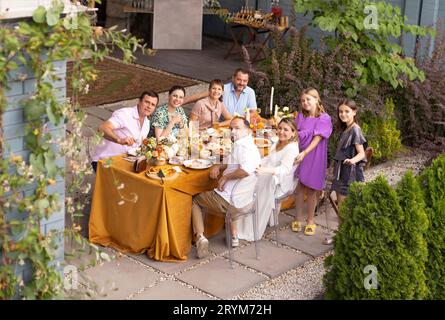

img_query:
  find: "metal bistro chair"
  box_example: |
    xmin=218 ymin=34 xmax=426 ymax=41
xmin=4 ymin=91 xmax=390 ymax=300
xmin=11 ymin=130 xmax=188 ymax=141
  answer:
xmin=224 ymin=174 xmax=260 ymax=269
xmin=272 ymin=166 xmax=298 ymax=244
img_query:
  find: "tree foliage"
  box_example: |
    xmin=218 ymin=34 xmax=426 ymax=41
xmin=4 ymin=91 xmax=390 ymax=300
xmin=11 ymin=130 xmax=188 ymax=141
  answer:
xmin=294 ymin=0 xmax=435 ymax=90
xmin=0 ymin=0 xmax=149 ymax=299
xmin=324 ymin=177 xmax=419 ymax=299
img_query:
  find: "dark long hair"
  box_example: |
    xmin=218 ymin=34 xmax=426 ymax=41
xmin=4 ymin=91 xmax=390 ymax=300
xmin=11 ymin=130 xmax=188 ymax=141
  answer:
xmin=336 ymin=99 xmax=358 ymax=132
xmin=168 ymin=85 xmax=186 ymax=96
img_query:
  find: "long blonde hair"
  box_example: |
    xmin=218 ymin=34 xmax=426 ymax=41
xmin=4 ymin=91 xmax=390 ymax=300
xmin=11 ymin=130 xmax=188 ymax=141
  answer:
xmin=300 ymin=88 xmax=325 ymax=117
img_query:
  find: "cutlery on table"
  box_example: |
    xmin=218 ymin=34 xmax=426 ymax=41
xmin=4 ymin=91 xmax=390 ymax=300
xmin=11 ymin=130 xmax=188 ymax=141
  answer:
xmin=157 ymin=170 xmax=165 ymax=185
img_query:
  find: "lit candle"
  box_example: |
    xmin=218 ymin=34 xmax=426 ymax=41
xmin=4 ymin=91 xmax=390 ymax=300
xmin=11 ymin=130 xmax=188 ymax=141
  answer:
xmin=189 ymin=121 xmax=192 ymax=139
xmin=269 ymin=86 xmax=274 ymax=115
xmin=245 ymin=108 xmax=251 ymax=123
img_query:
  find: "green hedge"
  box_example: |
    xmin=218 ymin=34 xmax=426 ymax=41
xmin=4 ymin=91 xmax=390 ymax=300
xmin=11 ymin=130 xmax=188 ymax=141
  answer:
xmin=361 ymin=98 xmax=402 ymax=163
xmin=395 ymin=171 xmax=429 ymax=299
xmin=325 ymin=152 xmax=445 ymax=299
xmin=418 ymin=153 xmax=445 ymax=299
xmin=324 ymin=177 xmax=418 ymax=299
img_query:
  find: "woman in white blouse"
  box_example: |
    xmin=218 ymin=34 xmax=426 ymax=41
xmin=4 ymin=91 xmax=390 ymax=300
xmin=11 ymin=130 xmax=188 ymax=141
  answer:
xmin=237 ymin=117 xmax=300 ymax=241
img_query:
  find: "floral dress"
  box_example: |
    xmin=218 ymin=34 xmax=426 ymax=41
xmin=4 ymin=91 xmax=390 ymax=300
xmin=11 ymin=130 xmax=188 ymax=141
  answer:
xmin=151 ymin=104 xmax=188 ymax=138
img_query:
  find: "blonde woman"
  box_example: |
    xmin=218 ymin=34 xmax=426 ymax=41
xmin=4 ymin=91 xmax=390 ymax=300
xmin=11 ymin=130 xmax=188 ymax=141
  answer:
xmin=237 ymin=117 xmax=300 ymax=241
xmin=293 ymin=88 xmax=333 ymax=236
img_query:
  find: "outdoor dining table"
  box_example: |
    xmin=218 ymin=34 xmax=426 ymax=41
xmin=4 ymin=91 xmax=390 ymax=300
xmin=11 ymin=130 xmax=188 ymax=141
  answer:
xmin=88 ymin=139 xmax=293 ymax=262
xmin=89 ymin=155 xmax=225 ymax=262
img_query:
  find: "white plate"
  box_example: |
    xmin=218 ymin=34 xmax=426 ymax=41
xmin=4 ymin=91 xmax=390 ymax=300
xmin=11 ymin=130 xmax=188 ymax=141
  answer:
xmin=183 ymin=159 xmax=213 ymax=170
xmin=127 ymin=147 xmax=140 ymax=156
xmin=168 ymin=156 xmax=184 ymax=165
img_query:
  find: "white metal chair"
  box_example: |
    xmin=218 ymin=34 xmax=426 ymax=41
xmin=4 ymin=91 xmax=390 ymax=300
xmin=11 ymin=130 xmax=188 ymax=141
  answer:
xmin=224 ymin=174 xmax=259 ymax=268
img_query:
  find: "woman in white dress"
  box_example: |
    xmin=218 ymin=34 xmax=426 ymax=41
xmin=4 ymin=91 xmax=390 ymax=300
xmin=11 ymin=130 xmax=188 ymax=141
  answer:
xmin=237 ymin=117 xmax=299 ymax=241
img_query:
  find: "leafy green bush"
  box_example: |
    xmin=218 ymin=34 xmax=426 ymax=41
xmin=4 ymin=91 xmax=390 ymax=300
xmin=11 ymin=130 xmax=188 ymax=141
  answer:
xmin=392 ymin=21 xmax=445 ymax=149
xmin=293 ymin=0 xmax=434 ymax=90
xmin=418 ymin=152 xmax=445 ymax=299
xmin=324 ymin=176 xmax=418 ymax=299
xmin=395 ymin=171 xmax=429 ymax=299
xmin=361 ymin=98 xmax=402 ymax=162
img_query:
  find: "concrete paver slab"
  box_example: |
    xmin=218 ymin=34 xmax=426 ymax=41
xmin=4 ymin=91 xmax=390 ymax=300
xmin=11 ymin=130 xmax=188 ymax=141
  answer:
xmin=225 ymin=240 xmax=311 ymax=278
xmin=132 ymin=279 xmax=213 ymax=300
xmin=128 ymin=246 xmax=213 ymax=275
xmin=85 ymin=106 xmax=113 ymax=121
xmin=208 ymin=231 xmax=249 ymax=255
xmin=276 ymin=228 xmax=334 ymax=257
xmin=314 ymin=209 xmax=339 ymax=231
xmin=81 ymin=256 xmax=161 ymax=299
xmin=84 ymin=114 xmax=103 ymax=131
xmin=176 ymin=257 xmax=268 ymax=299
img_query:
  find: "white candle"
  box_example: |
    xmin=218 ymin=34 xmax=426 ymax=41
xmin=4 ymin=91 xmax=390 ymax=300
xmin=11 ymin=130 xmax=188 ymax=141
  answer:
xmin=269 ymin=87 xmax=274 ymax=115
xmin=246 ymin=109 xmax=251 ymax=123
xmin=274 ymin=104 xmax=279 ymax=118
xmin=189 ymin=121 xmax=192 ymax=139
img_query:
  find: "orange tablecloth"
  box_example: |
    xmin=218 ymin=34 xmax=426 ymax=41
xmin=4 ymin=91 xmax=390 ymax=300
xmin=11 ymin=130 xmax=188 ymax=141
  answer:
xmin=89 ymin=156 xmax=220 ymax=262
xmin=89 ymin=149 xmax=296 ymax=262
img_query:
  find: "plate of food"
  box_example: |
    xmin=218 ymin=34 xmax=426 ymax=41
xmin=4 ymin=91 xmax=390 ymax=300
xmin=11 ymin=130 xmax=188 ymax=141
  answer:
xmin=145 ymin=166 xmax=179 ymax=181
xmin=127 ymin=147 xmax=141 ymax=156
xmin=254 ymin=137 xmax=272 ymax=148
xmin=183 ymin=159 xmax=213 ymax=170
xmin=168 ymin=156 xmax=185 ymax=165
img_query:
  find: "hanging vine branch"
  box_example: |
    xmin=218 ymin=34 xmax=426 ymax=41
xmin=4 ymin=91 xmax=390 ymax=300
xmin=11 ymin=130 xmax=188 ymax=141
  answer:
xmin=0 ymin=0 xmax=152 ymax=299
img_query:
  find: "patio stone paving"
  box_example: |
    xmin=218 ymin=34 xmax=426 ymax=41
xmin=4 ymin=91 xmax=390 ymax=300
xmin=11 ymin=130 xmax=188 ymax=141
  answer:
xmin=223 ymin=240 xmax=312 ymax=278
xmin=276 ymin=228 xmax=334 ymax=257
xmin=127 ymin=246 xmax=213 ymax=275
xmin=176 ymin=257 xmax=268 ymax=299
xmin=81 ymin=256 xmax=161 ymax=299
xmin=131 ymin=279 xmax=213 ymax=300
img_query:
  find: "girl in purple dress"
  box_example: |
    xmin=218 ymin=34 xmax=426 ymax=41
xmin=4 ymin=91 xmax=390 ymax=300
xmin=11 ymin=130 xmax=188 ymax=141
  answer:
xmin=293 ymin=88 xmax=333 ymax=236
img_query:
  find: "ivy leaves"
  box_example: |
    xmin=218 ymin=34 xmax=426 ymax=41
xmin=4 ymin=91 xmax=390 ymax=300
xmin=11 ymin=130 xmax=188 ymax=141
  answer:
xmin=32 ymin=4 xmax=64 ymax=27
xmin=294 ymin=0 xmax=435 ymax=91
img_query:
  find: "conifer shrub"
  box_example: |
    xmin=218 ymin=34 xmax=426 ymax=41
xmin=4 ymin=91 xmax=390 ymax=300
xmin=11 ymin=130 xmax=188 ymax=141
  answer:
xmin=360 ymin=98 xmax=402 ymax=162
xmin=418 ymin=152 xmax=445 ymax=299
xmin=324 ymin=177 xmax=418 ymax=299
xmin=395 ymin=171 xmax=429 ymax=299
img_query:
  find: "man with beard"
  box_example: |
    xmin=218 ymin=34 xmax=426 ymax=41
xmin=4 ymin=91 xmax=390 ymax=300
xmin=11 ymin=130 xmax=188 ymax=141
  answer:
xmin=183 ymin=68 xmax=257 ymax=118
xmin=191 ymin=117 xmax=261 ymax=258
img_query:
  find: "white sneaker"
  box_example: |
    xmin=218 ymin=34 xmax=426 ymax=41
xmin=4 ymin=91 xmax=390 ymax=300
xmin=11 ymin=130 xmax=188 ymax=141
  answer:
xmin=196 ymin=235 xmax=209 ymax=259
xmin=231 ymin=237 xmax=239 ymax=248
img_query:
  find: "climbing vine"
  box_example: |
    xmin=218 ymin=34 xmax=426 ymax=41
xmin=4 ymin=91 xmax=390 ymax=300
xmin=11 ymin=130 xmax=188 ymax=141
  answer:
xmin=0 ymin=1 xmax=151 ymax=299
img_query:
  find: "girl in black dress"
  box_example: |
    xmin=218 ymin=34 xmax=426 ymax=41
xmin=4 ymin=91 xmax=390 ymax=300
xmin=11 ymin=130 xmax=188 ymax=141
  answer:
xmin=324 ymin=99 xmax=367 ymax=245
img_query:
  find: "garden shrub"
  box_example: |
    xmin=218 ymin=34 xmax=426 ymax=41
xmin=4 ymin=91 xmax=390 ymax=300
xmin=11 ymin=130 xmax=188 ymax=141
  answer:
xmin=324 ymin=176 xmax=418 ymax=299
xmin=395 ymin=171 xmax=429 ymax=299
xmin=392 ymin=21 xmax=445 ymax=151
xmin=360 ymin=98 xmax=402 ymax=162
xmin=418 ymin=152 xmax=445 ymax=299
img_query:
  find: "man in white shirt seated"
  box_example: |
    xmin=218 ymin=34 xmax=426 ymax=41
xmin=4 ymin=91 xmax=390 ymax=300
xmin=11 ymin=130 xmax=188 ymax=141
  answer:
xmin=91 ymin=91 xmax=159 ymax=172
xmin=191 ymin=117 xmax=261 ymax=259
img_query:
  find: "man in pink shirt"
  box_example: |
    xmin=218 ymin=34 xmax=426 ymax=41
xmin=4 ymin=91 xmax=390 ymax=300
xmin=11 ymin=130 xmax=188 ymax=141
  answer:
xmin=91 ymin=91 xmax=159 ymax=172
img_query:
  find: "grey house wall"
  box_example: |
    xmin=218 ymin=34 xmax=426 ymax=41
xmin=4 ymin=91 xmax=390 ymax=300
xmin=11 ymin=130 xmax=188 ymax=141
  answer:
xmin=204 ymin=0 xmax=444 ymax=56
xmin=2 ymin=55 xmax=66 ymax=285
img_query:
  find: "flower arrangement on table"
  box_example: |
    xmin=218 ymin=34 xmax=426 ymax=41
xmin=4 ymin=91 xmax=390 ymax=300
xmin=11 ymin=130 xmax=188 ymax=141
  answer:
xmin=139 ymin=136 xmax=179 ymax=166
